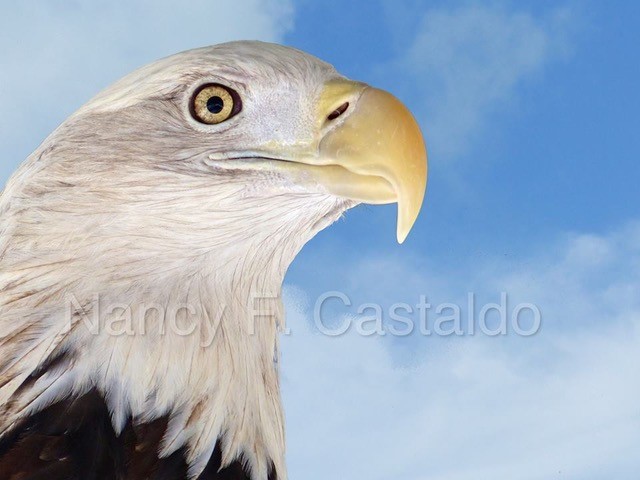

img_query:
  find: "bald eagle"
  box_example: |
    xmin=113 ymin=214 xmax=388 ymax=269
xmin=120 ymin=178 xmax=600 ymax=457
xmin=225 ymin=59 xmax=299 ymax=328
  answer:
xmin=0 ymin=41 xmax=426 ymax=479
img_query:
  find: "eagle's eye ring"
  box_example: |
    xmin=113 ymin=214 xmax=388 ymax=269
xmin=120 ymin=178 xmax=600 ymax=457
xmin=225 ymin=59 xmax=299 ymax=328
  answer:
xmin=191 ymin=84 xmax=241 ymax=125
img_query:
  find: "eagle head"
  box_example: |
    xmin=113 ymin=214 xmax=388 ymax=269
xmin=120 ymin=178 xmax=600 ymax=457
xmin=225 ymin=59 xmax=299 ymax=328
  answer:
xmin=0 ymin=41 xmax=427 ymax=480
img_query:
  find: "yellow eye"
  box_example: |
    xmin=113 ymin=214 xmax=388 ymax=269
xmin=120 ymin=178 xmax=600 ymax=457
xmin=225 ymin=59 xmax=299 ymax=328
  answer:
xmin=191 ymin=84 xmax=240 ymax=125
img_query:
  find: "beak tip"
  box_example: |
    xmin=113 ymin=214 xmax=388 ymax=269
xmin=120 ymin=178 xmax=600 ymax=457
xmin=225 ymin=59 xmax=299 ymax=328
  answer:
xmin=396 ymin=191 xmax=424 ymax=244
xmin=396 ymin=228 xmax=408 ymax=244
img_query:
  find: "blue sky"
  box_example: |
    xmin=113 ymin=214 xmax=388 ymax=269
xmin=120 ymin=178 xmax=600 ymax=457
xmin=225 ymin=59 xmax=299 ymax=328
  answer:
xmin=1 ymin=1 xmax=639 ymax=479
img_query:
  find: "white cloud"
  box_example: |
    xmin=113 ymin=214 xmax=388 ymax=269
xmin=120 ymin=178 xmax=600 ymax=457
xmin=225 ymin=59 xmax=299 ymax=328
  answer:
xmin=0 ymin=0 xmax=293 ymax=185
xmin=386 ymin=5 xmax=573 ymax=161
xmin=281 ymin=221 xmax=640 ymax=479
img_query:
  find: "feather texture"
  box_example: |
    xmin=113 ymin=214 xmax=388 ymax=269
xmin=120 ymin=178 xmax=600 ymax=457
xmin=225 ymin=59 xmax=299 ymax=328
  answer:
xmin=0 ymin=41 xmax=355 ymax=479
xmin=0 ymin=388 xmax=277 ymax=479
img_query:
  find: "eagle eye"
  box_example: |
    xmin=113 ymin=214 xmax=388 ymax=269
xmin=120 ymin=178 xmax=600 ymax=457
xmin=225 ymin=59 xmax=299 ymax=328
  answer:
xmin=191 ymin=84 xmax=241 ymax=125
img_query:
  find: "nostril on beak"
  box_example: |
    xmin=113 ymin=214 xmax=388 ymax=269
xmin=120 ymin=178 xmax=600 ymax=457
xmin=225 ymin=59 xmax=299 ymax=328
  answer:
xmin=327 ymin=102 xmax=349 ymax=121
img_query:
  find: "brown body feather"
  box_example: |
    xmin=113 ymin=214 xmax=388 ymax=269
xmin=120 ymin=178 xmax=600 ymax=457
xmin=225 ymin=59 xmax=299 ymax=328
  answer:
xmin=0 ymin=389 xmax=275 ymax=480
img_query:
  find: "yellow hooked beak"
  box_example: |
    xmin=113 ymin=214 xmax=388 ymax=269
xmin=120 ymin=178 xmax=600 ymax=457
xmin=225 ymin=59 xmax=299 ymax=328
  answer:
xmin=314 ymin=81 xmax=428 ymax=243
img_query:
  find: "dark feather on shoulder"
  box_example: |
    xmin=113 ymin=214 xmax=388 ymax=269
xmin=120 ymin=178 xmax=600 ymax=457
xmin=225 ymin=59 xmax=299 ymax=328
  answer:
xmin=0 ymin=390 xmax=273 ymax=480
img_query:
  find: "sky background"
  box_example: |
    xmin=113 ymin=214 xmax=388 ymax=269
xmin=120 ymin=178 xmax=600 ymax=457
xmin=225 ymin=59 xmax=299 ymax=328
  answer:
xmin=1 ymin=1 xmax=639 ymax=479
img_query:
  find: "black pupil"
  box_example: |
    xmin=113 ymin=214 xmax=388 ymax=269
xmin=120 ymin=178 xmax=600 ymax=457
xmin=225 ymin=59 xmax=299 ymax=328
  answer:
xmin=206 ymin=95 xmax=224 ymax=114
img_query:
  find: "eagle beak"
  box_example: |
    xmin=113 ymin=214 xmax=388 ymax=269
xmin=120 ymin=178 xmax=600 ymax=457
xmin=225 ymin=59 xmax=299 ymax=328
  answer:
xmin=314 ymin=81 xmax=428 ymax=243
